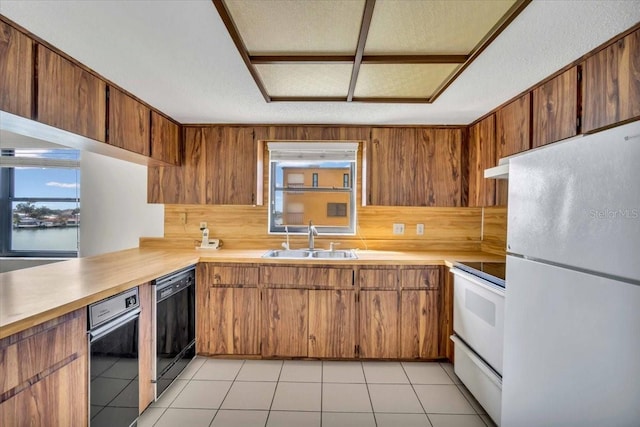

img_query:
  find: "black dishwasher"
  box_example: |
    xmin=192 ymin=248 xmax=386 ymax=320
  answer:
xmin=153 ymin=266 xmax=196 ymax=398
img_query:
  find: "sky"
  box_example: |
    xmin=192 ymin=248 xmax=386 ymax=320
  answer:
xmin=9 ymin=150 xmax=80 ymax=210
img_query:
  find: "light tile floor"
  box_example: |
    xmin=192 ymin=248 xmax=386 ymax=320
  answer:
xmin=138 ymin=358 xmax=497 ymax=427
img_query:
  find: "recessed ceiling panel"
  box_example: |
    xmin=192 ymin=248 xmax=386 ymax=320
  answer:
xmin=354 ymin=64 xmax=459 ymax=98
xmin=255 ymin=63 xmax=353 ymax=97
xmin=223 ymin=0 xmax=366 ymax=54
xmin=365 ymin=0 xmax=519 ymax=55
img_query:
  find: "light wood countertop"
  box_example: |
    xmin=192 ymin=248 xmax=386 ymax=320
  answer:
xmin=0 ymin=247 xmax=503 ymax=339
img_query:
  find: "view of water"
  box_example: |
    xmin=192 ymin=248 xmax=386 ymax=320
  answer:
xmin=12 ymin=227 xmax=79 ymax=252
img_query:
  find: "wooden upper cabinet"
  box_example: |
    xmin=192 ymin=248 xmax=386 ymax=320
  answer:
xmin=176 ymin=126 xmax=256 ymax=205
xmin=582 ymin=28 xmax=640 ymax=133
xmin=37 ymin=45 xmax=106 ymax=142
xmin=369 ymin=128 xmax=463 ymax=207
xmin=496 ymin=93 xmax=531 ymax=158
xmin=150 ymin=111 xmax=181 ymax=165
xmin=208 ymin=127 xmax=256 ymax=205
xmin=468 ymin=115 xmax=496 ymax=207
xmin=532 ymin=67 xmax=578 ymax=148
xmin=0 ymin=22 xmax=32 ymax=118
xmin=107 ymin=87 xmax=150 ymax=156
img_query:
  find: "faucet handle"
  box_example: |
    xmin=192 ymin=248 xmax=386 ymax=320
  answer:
xmin=329 ymin=242 xmax=341 ymax=251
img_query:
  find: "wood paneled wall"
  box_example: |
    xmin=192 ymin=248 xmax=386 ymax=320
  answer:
xmin=481 ymin=206 xmax=508 ymax=256
xmin=141 ymin=204 xmax=484 ymax=251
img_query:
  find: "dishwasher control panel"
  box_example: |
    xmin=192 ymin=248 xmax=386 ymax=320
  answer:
xmin=88 ymin=287 xmax=139 ymax=329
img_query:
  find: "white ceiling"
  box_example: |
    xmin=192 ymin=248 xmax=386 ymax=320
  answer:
xmin=1 ymin=0 xmax=639 ymax=125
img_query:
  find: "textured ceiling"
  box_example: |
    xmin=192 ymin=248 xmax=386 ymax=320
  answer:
xmin=0 ymin=1 xmax=639 ymax=124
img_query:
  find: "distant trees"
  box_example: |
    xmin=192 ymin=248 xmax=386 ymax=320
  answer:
xmin=13 ymin=202 xmax=80 ymax=224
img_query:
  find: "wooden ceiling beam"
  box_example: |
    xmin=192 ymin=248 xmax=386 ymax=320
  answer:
xmin=362 ymin=55 xmax=468 ymax=64
xmin=347 ymin=0 xmax=376 ymax=102
xmin=212 ymin=0 xmax=271 ymax=102
xmin=250 ymin=55 xmax=354 ymax=64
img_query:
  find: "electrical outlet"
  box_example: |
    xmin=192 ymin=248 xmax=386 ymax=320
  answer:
xmin=393 ymin=223 xmax=405 ymax=235
xmin=416 ymin=224 xmax=425 ymax=235
xmin=179 ymin=213 xmax=187 ymax=224
xmin=199 ymin=222 xmax=207 ymax=230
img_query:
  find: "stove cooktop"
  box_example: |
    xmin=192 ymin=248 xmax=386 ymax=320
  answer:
xmin=454 ymin=262 xmax=506 ymax=287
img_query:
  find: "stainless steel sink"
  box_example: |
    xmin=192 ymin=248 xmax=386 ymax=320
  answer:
xmin=262 ymin=249 xmax=357 ymax=260
xmin=311 ymin=250 xmax=357 ymax=259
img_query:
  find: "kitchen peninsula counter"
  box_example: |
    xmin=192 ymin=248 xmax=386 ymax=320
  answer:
xmin=0 ymin=247 xmax=503 ymax=339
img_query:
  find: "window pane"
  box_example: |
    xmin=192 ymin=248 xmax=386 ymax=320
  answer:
xmin=12 ymin=201 xmax=80 ymax=252
xmin=276 ymin=189 xmax=351 ymax=227
xmin=14 ymin=168 xmax=80 ymax=199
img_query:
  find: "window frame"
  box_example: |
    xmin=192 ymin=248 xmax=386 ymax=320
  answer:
xmin=1 ymin=150 xmax=80 ymax=258
xmin=267 ymin=142 xmax=358 ymax=236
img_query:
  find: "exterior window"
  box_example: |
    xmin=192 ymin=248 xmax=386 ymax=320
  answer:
xmin=327 ymin=202 xmax=347 ymax=217
xmin=268 ymin=142 xmax=358 ymax=235
xmin=343 ymin=173 xmax=349 ymax=188
xmin=1 ymin=149 xmax=80 ymax=257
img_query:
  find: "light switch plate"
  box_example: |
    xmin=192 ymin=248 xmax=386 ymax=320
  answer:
xmin=179 ymin=213 xmax=187 ymax=224
xmin=416 ymin=224 xmax=425 ymax=235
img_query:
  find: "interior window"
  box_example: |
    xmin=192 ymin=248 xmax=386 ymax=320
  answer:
xmin=1 ymin=149 xmax=80 ymax=257
xmin=268 ymin=142 xmax=358 ymax=235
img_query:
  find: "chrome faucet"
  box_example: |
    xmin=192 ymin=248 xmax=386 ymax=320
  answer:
xmin=308 ymin=220 xmax=318 ymax=250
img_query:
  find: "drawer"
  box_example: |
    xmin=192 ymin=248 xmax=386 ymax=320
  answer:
xmin=452 ymin=336 xmax=502 ymax=426
xmin=260 ymin=265 xmax=353 ymax=288
xmin=358 ymin=268 xmax=398 ymax=289
xmin=400 ymin=267 xmax=441 ymax=289
xmin=201 ymin=264 xmax=259 ymax=286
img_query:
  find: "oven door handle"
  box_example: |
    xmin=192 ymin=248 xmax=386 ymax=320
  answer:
xmin=88 ymin=308 xmax=141 ymax=342
xmin=451 ymin=268 xmax=505 ymax=296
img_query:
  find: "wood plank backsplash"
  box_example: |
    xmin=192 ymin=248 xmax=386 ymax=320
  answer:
xmin=481 ymin=206 xmax=508 ymax=256
xmin=146 ymin=204 xmax=486 ymax=251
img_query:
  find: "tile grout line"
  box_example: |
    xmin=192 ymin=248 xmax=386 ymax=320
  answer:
xmin=263 ymin=359 xmax=284 ymax=427
xmin=361 ymin=361 xmax=379 ymax=427
xmin=320 ymin=361 xmax=324 ymax=427
xmin=207 ymin=359 xmax=247 ymax=427
xmin=399 ymin=361 xmax=435 ymax=427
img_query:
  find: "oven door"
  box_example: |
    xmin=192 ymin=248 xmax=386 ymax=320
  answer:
xmin=155 ymin=282 xmax=195 ymax=396
xmin=89 ymin=309 xmax=140 ymax=427
xmin=452 ymin=267 xmax=505 ymax=375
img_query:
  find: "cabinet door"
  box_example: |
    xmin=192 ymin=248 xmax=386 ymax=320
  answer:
xmin=369 ymin=128 xmax=463 ymax=206
xmin=150 ymin=111 xmax=181 ymax=165
xmin=359 ymin=290 xmax=398 ymax=358
xmin=37 ymin=45 xmax=106 ymax=141
xmin=207 ymin=127 xmax=256 ymax=205
xmin=262 ymin=289 xmax=308 ymax=357
xmin=108 ymin=86 xmax=150 ymax=156
xmin=400 ymin=290 xmax=440 ymax=359
xmin=495 ymin=93 xmax=531 ymax=205
xmin=0 ymin=357 xmax=87 ymax=426
xmin=208 ymin=287 xmax=260 ymax=355
xmin=468 ymin=115 xmax=496 ymax=207
xmin=308 ymin=290 xmax=356 ymax=358
xmin=532 ymin=67 xmax=578 ymax=148
xmin=0 ymin=22 xmax=32 ymax=118
xmin=582 ymin=29 xmax=640 ymax=133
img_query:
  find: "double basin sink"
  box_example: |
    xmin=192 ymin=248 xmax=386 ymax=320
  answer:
xmin=262 ymin=248 xmax=358 ymax=260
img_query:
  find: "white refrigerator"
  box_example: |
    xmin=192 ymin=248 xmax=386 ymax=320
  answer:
xmin=502 ymin=120 xmax=640 ymax=427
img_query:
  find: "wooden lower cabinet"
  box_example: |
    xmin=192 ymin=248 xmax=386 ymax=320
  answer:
xmin=262 ymin=289 xmax=308 ymax=357
xmin=308 ymin=290 xmax=356 ymax=358
xmin=359 ymin=290 xmax=399 ymax=359
xmin=0 ymin=309 xmax=88 ymax=426
xmin=208 ymin=287 xmax=260 ymax=355
xmin=400 ymin=290 xmax=440 ymax=359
